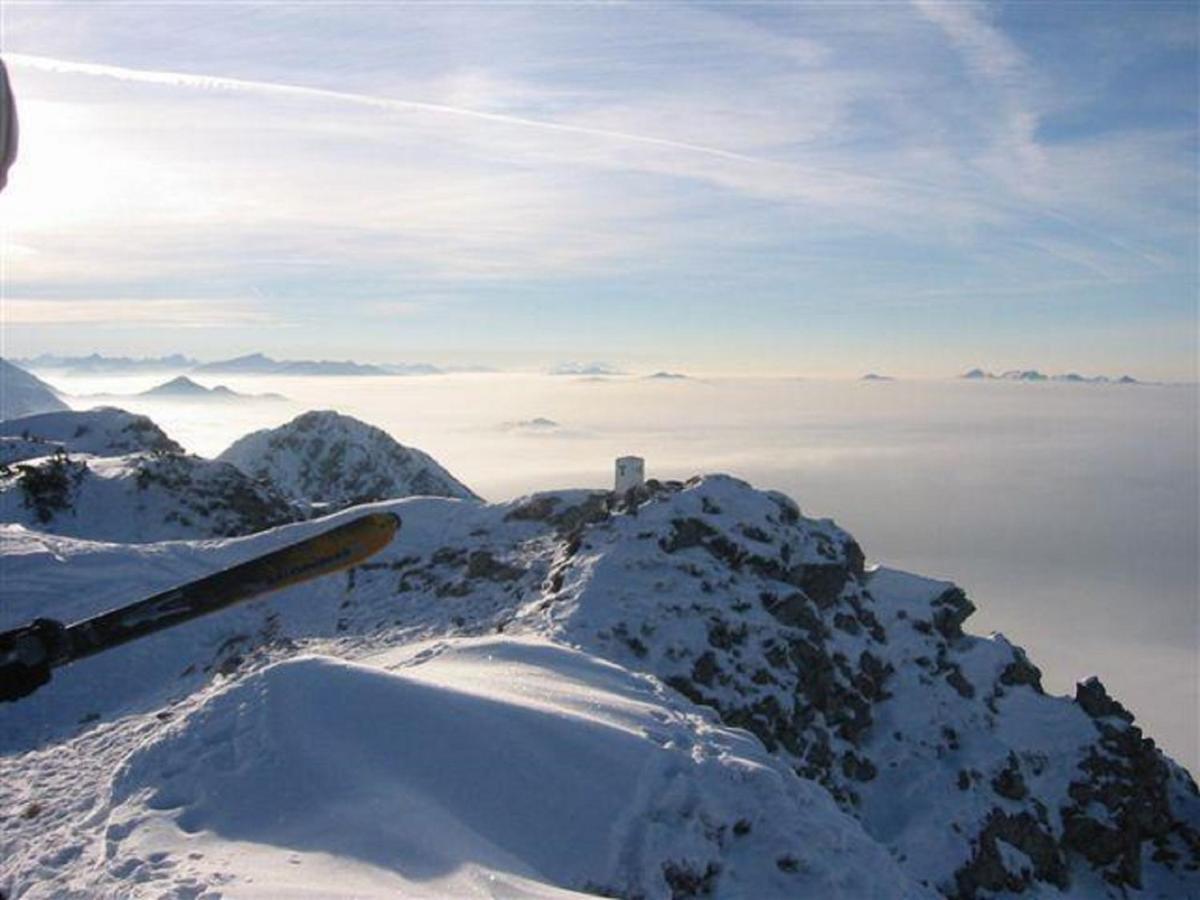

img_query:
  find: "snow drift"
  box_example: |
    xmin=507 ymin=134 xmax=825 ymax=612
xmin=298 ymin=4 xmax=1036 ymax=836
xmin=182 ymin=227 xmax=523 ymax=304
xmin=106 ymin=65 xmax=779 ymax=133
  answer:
xmin=101 ymin=639 xmax=924 ymax=899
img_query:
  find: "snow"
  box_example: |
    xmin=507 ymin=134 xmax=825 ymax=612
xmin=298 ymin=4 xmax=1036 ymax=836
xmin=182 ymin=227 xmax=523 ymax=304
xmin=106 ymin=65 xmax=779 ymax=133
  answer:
xmin=0 ymin=452 xmax=294 ymax=542
xmin=0 ymin=407 xmax=182 ymax=459
xmin=996 ymin=839 xmax=1034 ymax=879
xmin=1 ymin=467 xmax=1197 ymax=898
xmin=218 ymin=410 xmax=479 ymax=510
xmin=0 ymin=358 xmax=69 ymax=421
xmin=87 ymin=639 xmax=924 ymax=899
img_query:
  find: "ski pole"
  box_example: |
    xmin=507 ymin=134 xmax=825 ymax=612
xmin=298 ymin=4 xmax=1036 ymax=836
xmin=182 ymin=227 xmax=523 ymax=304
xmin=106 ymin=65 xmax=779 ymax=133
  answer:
xmin=0 ymin=511 xmax=400 ymax=703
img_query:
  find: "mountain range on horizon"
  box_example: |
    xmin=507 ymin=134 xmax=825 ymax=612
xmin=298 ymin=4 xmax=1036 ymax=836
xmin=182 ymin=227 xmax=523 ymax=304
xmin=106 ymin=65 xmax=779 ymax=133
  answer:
xmin=962 ymin=369 xmax=1143 ymax=384
xmin=14 ymin=352 xmax=460 ymax=378
xmin=9 ymin=354 xmax=1163 ymax=385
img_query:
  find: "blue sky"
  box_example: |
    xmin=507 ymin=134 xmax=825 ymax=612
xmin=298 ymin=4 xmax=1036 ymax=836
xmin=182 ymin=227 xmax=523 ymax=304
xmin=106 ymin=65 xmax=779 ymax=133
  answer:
xmin=1 ymin=1 xmax=1196 ymax=377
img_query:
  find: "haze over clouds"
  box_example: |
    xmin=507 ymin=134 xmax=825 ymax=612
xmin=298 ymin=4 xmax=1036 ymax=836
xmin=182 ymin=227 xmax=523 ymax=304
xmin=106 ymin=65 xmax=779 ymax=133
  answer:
xmin=2 ymin=2 xmax=1196 ymax=377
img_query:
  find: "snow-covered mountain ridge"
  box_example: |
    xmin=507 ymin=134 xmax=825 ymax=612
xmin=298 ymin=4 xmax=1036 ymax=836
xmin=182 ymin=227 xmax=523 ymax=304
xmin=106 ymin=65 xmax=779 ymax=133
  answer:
xmin=219 ymin=410 xmax=479 ymax=511
xmin=0 ymin=358 xmax=69 ymax=421
xmin=0 ymin=407 xmax=183 ymax=462
xmin=0 ymin=408 xmax=480 ymax=542
xmin=0 ymin=452 xmax=296 ymax=542
xmin=1 ymin=476 xmax=1195 ymax=898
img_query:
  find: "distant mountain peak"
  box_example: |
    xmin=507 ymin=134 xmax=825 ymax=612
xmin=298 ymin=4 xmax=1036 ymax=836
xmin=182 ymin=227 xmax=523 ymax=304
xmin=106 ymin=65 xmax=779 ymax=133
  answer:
xmin=961 ymin=368 xmax=1141 ymax=384
xmin=138 ymin=376 xmax=285 ymax=402
xmin=645 ymin=370 xmax=689 ymax=380
xmin=549 ymin=361 xmax=624 ymax=376
xmin=141 ymin=376 xmax=209 ymax=396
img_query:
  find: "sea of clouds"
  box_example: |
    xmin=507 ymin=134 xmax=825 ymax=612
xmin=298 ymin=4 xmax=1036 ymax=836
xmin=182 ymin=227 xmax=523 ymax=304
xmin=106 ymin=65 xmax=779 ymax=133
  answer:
xmin=44 ymin=371 xmax=1199 ymax=771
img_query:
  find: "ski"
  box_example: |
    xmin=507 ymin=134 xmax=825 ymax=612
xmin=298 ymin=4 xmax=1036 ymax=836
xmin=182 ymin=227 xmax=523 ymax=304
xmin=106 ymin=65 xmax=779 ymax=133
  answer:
xmin=0 ymin=511 xmax=400 ymax=702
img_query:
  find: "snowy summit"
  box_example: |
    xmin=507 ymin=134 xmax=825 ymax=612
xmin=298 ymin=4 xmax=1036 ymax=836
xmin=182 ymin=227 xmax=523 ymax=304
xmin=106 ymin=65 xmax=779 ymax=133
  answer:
xmin=218 ymin=410 xmax=479 ymax=511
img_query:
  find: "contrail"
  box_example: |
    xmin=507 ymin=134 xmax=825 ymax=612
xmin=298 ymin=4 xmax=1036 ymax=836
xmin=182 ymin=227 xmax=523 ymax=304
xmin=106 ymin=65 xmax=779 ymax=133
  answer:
xmin=7 ymin=53 xmax=1135 ymax=258
xmin=5 ymin=52 xmax=764 ymax=165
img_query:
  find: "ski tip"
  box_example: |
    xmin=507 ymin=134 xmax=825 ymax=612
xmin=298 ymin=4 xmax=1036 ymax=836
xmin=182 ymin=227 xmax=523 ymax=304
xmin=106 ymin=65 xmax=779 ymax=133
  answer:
xmin=351 ymin=511 xmax=401 ymax=544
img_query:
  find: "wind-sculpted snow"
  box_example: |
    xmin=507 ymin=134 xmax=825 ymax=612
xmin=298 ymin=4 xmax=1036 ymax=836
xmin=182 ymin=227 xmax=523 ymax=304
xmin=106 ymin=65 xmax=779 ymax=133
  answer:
xmin=97 ymin=641 xmax=927 ymax=899
xmin=218 ymin=409 xmax=479 ymax=511
xmin=1 ymin=477 xmax=1197 ymax=898
xmin=0 ymin=407 xmax=183 ymax=462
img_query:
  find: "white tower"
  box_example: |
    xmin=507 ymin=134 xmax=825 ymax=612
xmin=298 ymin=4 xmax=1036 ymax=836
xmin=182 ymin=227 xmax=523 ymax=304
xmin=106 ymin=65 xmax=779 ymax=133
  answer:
xmin=615 ymin=456 xmax=645 ymax=493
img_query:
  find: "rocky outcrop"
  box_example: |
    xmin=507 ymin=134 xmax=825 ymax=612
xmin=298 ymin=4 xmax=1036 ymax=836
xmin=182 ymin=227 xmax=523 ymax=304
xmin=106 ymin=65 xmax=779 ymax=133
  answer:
xmin=1060 ymin=688 xmax=1199 ymax=890
xmin=486 ymin=475 xmax=1200 ymax=896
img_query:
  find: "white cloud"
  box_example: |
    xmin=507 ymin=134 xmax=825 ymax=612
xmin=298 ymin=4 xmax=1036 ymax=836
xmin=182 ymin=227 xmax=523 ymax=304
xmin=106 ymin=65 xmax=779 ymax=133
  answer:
xmin=0 ymin=2 xmax=1193 ymax=325
xmin=2 ymin=298 xmax=277 ymax=327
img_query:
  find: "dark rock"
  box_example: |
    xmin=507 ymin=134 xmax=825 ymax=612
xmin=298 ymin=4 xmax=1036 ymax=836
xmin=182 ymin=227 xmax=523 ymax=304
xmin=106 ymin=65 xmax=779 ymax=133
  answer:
xmin=767 ymin=492 xmax=800 ymax=523
xmin=1059 ymin=715 xmax=1199 ymax=889
xmin=550 ymin=493 xmax=611 ymax=534
xmin=842 ymin=539 xmax=866 ymax=577
xmin=15 ymin=452 xmax=82 ymax=523
xmin=705 ymin=535 xmax=745 ymax=569
xmin=432 ymin=547 xmax=467 ymax=567
xmin=662 ymin=860 xmax=720 ymax=898
xmin=789 ymin=564 xmax=849 ymax=609
xmin=740 ymin=524 xmax=772 ymax=544
xmin=706 ymin=618 xmax=746 ymax=650
xmin=693 ymin=651 xmax=719 ymax=686
xmin=660 ymin=517 xmax=718 ymax=553
xmin=953 ymin=809 xmax=1068 ymax=898
xmin=931 ymin=587 xmax=975 ymax=639
xmin=761 ymin=592 xmax=825 ymax=637
xmin=666 ymin=675 xmax=706 ymax=706
xmin=1075 ymin=677 xmax=1134 ymax=722
xmin=465 ymin=550 xmax=524 ymax=582
xmin=505 ymin=495 xmax=559 ymax=522
xmin=841 ymin=751 xmax=877 ymax=782
xmin=945 ymin=666 xmax=975 ymax=699
xmin=999 ymin=648 xmax=1044 ymax=694
xmin=992 ymin=755 xmax=1027 ymax=800
xmin=833 ymin=612 xmax=861 ymax=635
